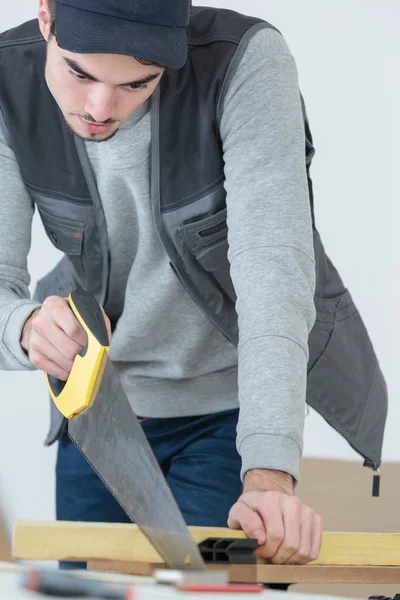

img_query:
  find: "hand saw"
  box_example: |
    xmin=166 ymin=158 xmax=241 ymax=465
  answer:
xmin=46 ymin=289 xmax=205 ymax=571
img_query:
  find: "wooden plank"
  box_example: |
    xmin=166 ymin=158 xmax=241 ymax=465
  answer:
xmin=88 ymin=561 xmax=159 ymax=577
xmin=13 ymin=521 xmax=248 ymax=564
xmin=13 ymin=521 xmax=400 ymax=567
xmin=13 ymin=521 xmax=245 ymax=564
xmin=315 ymin=532 xmax=400 ymax=566
xmin=0 ymin=514 xmax=11 ymax=563
xmin=88 ymin=561 xmax=400 ymax=584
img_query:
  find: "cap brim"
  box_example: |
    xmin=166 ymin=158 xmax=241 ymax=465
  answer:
xmin=55 ymin=4 xmax=188 ymax=69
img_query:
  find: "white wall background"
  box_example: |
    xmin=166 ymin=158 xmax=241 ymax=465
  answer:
xmin=0 ymin=1 xmax=398 ymax=535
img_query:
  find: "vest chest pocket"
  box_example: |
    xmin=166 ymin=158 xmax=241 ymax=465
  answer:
xmin=36 ymin=206 xmax=86 ymax=290
xmin=178 ymin=208 xmax=237 ymax=302
xmin=31 ymin=191 xmax=104 ymax=302
xmin=37 ymin=207 xmax=84 ymax=255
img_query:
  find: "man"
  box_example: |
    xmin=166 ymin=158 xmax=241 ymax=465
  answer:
xmin=0 ymin=0 xmax=387 ymax=567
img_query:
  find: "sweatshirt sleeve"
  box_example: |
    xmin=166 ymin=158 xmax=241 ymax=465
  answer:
xmin=0 ymin=115 xmax=41 ymax=370
xmin=220 ymin=27 xmax=316 ymax=483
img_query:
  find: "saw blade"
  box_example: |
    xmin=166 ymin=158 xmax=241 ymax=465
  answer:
xmin=68 ymin=357 xmax=205 ymax=571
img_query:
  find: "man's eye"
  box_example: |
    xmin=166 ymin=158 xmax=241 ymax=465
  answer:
xmin=69 ymin=70 xmax=87 ymax=81
xmin=126 ymin=83 xmax=149 ymax=92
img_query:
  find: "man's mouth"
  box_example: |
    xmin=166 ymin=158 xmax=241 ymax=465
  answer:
xmin=79 ymin=117 xmax=115 ymax=135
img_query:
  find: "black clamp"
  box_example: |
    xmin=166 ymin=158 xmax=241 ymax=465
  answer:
xmin=198 ymin=538 xmax=258 ymax=564
xmin=369 ymin=596 xmax=400 ymax=600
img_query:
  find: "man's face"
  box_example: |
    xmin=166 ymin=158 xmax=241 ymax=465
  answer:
xmin=40 ymin=11 xmax=164 ymax=142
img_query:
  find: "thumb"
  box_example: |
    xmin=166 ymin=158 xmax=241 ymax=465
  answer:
xmin=228 ymin=500 xmax=266 ymax=545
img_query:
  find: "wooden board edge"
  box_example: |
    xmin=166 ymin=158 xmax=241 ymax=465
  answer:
xmin=87 ymin=561 xmax=400 ymax=584
xmin=14 ymin=522 xmax=400 ymax=568
xmin=88 ymin=560 xmax=160 ymax=577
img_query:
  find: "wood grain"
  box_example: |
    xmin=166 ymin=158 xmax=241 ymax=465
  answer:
xmin=13 ymin=521 xmax=245 ymax=564
xmin=87 ymin=560 xmax=400 ymax=584
xmin=13 ymin=521 xmax=400 ymax=567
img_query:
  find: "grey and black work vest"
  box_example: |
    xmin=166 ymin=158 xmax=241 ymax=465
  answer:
xmin=0 ymin=7 xmax=388 ymax=474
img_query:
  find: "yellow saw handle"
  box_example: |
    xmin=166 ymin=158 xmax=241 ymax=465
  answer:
xmin=46 ymin=290 xmax=110 ymax=419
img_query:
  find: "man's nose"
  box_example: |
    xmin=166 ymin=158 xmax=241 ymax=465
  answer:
xmin=84 ymin=85 xmax=116 ymax=123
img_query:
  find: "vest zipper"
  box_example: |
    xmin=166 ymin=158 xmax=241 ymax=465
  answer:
xmin=74 ymin=137 xmax=109 ymax=307
xmin=308 ymin=405 xmax=381 ymax=497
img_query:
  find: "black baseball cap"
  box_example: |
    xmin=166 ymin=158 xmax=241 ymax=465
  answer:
xmin=54 ymin=0 xmax=190 ymax=69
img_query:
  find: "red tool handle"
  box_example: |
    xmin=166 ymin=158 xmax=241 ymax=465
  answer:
xmin=179 ymin=583 xmax=264 ymax=593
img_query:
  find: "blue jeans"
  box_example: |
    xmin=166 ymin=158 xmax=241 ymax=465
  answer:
xmin=56 ymin=409 xmax=242 ymax=569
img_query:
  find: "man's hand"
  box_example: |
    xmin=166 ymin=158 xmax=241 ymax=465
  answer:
xmin=21 ymin=296 xmax=111 ymax=381
xmin=228 ymin=469 xmax=323 ymax=565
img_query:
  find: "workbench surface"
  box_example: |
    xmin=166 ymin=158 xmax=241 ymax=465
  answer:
xmin=0 ymin=565 xmax=360 ymax=600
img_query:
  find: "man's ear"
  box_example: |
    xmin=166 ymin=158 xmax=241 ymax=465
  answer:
xmin=38 ymin=0 xmax=52 ymax=41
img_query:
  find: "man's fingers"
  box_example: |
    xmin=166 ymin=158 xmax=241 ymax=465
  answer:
xmin=247 ymin=492 xmax=284 ymax=559
xmin=283 ymin=504 xmax=313 ymax=565
xmin=31 ymin=296 xmax=86 ymax=376
xmin=29 ymin=351 xmax=70 ymax=381
xmin=42 ymin=296 xmax=87 ymax=346
xmin=228 ymin=500 xmax=266 ymax=545
xmin=238 ymin=491 xmax=287 ymax=560
xmin=23 ymin=295 xmax=112 ymax=380
xmin=31 ymin=319 xmax=84 ymax=364
xmin=266 ymin=494 xmax=301 ymax=564
xmin=233 ymin=491 xmax=324 ymax=566
xmin=281 ymin=506 xmax=323 ymax=565
xmin=310 ymin=514 xmax=324 ymax=561
xmin=29 ymin=332 xmax=77 ymax=375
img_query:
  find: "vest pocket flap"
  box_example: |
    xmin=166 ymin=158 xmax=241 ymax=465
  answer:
xmin=194 ymin=238 xmax=229 ymax=271
xmin=186 ymin=236 xmax=236 ymax=303
xmin=38 ymin=209 xmax=84 ymax=256
xmin=179 ymin=208 xmax=228 ymax=250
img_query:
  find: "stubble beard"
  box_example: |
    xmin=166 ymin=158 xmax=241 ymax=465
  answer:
xmin=63 ymin=114 xmax=120 ymax=143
